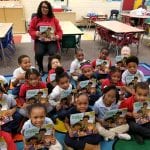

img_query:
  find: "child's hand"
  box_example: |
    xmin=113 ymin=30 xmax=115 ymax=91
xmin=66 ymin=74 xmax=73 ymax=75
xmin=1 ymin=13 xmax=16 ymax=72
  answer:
xmin=49 ymin=136 xmax=56 ymax=145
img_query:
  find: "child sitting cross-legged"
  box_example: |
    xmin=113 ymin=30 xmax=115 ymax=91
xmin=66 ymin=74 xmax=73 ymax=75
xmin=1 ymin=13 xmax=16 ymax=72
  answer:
xmin=60 ymin=93 xmax=102 ymax=150
xmin=119 ymin=82 xmax=150 ymax=144
xmin=94 ymin=85 xmax=131 ymax=141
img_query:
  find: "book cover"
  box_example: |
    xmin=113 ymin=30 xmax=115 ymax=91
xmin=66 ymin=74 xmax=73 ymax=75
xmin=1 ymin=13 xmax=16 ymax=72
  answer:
xmin=26 ymin=88 xmax=48 ymax=100
xmin=70 ymin=111 xmax=97 ymax=137
xmin=39 ymin=26 xmax=55 ymax=41
xmin=96 ymin=59 xmax=109 ymax=67
xmin=23 ymin=123 xmax=54 ymax=149
xmin=0 ymin=98 xmax=13 ymax=125
xmin=133 ymin=101 xmax=150 ymax=124
xmin=103 ymin=108 xmax=127 ymax=129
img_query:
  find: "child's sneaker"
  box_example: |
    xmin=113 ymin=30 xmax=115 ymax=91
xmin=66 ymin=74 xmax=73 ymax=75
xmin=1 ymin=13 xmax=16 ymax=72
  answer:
xmin=117 ymin=133 xmax=131 ymax=140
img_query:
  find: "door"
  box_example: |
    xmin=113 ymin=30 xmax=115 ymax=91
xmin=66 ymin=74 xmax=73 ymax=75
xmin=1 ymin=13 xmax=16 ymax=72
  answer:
xmin=122 ymin=0 xmax=135 ymax=11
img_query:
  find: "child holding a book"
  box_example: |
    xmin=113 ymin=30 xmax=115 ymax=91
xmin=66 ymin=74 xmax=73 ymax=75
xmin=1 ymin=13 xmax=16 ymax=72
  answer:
xmin=11 ymin=55 xmax=33 ymax=96
xmin=91 ymin=47 xmax=111 ymax=69
xmin=94 ymin=85 xmax=131 ymax=141
xmin=63 ymin=93 xmax=101 ymax=150
xmin=0 ymin=88 xmax=23 ymax=150
xmin=70 ymin=49 xmax=86 ymax=80
xmin=21 ymin=103 xmax=62 ymax=150
xmin=48 ymin=66 xmax=72 ymax=111
xmin=119 ymin=82 xmax=150 ymax=144
xmin=122 ymin=56 xmax=145 ymax=85
xmin=19 ymin=68 xmax=46 ymax=104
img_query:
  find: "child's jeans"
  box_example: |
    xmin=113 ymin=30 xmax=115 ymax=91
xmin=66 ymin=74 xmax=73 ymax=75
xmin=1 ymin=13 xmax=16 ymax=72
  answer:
xmin=128 ymin=120 xmax=150 ymax=138
xmin=96 ymin=122 xmax=129 ymax=140
xmin=0 ymin=130 xmax=17 ymax=150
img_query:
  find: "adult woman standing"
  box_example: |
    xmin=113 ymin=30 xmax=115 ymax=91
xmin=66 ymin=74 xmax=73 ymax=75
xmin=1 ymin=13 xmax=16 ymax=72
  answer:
xmin=29 ymin=0 xmax=63 ymax=75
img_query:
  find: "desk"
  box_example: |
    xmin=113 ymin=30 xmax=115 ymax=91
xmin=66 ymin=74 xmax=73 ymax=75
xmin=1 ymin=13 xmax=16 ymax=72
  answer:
xmin=0 ymin=23 xmax=13 ymax=64
xmin=94 ymin=21 xmax=144 ymax=55
xmin=59 ymin=21 xmax=83 ymax=48
xmin=94 ymin=20 xmax=144 ymax=33
xmin=121 ymin=13 xmax=150 ymax=26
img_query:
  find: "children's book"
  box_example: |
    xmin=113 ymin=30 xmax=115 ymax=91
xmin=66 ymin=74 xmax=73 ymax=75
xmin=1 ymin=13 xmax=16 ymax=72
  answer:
xmin=26 ymin=88 xmax=48 ymax=100
xmin=103 ymin=108 xmax=127 ymax=129
xmin=115 ymin=55 xmax=123 ymax=63
xmin=0 ymin=98 xmax=13 ymax=125
xmin=79 ymin=79 xmax=97 ymax=89
xmin=96 ymin=59 xmax=109 ymax=67
xmin=39 ymin=26 xmax=55 ymax=41
xmin=60 ymin=86 xmax=72 ymax=99
xmin=70 ymin=111 xmax=97 ymax=137
xmin=49 ymin=73 xmax=56 ymax=82
xmin=133 ymin=101 xmax=150 ymax=124
xmin=23 ymin=123 xmax=54 ymax=150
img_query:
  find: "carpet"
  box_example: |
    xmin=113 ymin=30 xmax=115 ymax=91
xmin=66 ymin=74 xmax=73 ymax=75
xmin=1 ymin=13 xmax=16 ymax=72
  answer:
xmin=113 ymin=139 xmax=150 ymax=150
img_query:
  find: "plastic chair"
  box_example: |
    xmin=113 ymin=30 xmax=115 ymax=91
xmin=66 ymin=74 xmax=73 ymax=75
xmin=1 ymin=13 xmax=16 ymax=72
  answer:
xmin=61 ymin=35 xmax=80 ymax=53
xmin=109 ymin=9 xmax=119 ymax=20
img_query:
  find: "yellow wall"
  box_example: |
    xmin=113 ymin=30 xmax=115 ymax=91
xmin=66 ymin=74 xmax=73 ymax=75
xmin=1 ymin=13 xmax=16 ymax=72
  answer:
xmin=134 ymin=0 xmax=143 ymax=9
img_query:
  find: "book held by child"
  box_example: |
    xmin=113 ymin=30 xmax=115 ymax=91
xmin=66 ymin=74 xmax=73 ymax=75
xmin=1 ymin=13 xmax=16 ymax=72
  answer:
xmin=70 ymin=111 xmax=97 ymax=137
xmin=103 ymin=108 xmax=127 ymax=129
xmin=23 ymin=123 xmax=54 ymax=149
xmin=133 ymin=101 xmax=150 ymax=124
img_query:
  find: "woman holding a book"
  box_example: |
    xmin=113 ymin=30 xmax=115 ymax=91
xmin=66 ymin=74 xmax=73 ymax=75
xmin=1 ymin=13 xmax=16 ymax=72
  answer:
xmin=29 ymin=0 xmax=63 ymax=75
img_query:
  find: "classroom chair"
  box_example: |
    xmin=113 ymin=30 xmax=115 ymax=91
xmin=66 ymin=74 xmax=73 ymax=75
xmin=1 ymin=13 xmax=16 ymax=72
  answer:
xmin=109 ymin=9 xmax=119 ymax=20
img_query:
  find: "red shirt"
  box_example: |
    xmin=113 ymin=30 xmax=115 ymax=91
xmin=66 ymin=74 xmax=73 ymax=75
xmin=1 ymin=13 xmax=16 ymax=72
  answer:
xmin=119 ymin=95 xmax=135 ymax=112
xmin=19 ymin=82 xmax=46 ymax=100
xmin=91 ymin=57 xmax=112 ymax=68
xmin=101 ymin=78 xmax=124 ymax=90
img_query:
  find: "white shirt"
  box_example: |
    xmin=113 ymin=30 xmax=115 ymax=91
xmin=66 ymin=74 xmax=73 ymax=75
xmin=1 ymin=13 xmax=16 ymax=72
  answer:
xmin=11 ymin=66 xmax=34 ymax=86
xmin=0 ymin=75 xmax=8 ymax=85
xmin=48 ymin=84 xmax=72 ymax=106
xmin=21 ymin=117 xmax=53 ymax=134
xmin=122 ymin=69 xmax=145 ymax=85
xmin=70 ymin=59 xmax=86 ymax=74
xmin=130 ymin=7 xmax=147 ymax=16
xmin=93 ymin=96 xmax=118 ymax=120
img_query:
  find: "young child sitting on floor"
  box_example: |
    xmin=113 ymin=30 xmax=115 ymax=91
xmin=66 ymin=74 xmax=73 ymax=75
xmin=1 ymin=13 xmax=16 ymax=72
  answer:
xmin=70 ymin=48 xmax=86 ymax=80
xmin=21 ymin=103 xmax=62 ymax=150
xmin=11 ymin=55 xmax=34 ymax=96
xmin=119 ymin=82 xmax=150 ymax=144
xmin=122 ymin=56 xmax=145 ymax=86
xmin=63 ymin=93 xmax=102 ymax=150
xmin=19 ymin=68 xmax=46 ymax=104
xmin=94 ymin=85 xmax=131 ymax=141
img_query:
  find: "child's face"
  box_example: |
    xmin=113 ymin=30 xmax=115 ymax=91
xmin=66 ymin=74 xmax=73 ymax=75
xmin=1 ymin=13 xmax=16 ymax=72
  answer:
xmin=76 ymin=51 xmax=84 ymax=62
xmin=135 ymin=87 xmax=149 ymax=102
xmin=82 ymin=67 xmax=93 ymax=79
xmin=20 ymin=57 xmax=31 ymax=71
xmin=76 ymin=95 xmax=88 ymax=112
xmin=58 ymin=77 xmax=70 ymax=90
xmin=127 ymin=62 xmax=138 ymax=74
xmin=30 ymin=107 xmax=46 ymax=127
xmin=104 ymin=89 xmax=116 ymax=107
xmin=51 ymin=58 xmax=61 ymax=69
xmin=111 ymin=72 xmax=121 ymax=84
xmin=99 ymin=49 xmax=108 ymax=59
xmin=28 ymin=74 xmax=40 ymax=87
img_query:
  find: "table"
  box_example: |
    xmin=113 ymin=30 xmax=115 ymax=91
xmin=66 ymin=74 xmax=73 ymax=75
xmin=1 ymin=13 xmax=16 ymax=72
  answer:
xmin=59 ymin=21 xmax=83 ymax=48
xmin=94 ymin=20 xmax=144 ymax=33
xmin=94 ymin=20 xmax=144 ymax=55
xmin=82 ymin=15 xmax=107 ymax=29
xmin=121 ymin=13 xmax=150 ymax=26
xmin=0 ymin=23 xmax=13 ymax=64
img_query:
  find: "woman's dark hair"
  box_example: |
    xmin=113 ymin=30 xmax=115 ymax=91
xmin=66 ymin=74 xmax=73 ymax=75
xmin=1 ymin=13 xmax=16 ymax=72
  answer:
xmin=126 ymin=56 xmax=139 ymax=65
xmin=37 ymin=1 xmax=54 ymax=18
xmin=55 ymin=66 xmax=69 ymax=82
xmin=27 ymin=103 xmax=47 ymax=116
xmin=25 ymin=68 xmax=40 ymax=79
xmin=48 ymin=54 xmax=61 ymax=70
xmin=103 ymin=85 xmax=120 ymax=103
